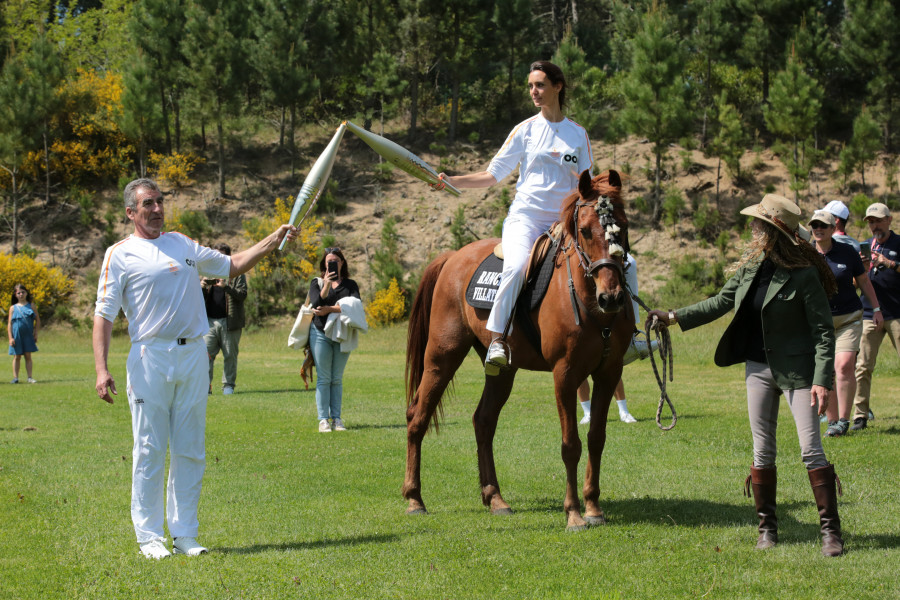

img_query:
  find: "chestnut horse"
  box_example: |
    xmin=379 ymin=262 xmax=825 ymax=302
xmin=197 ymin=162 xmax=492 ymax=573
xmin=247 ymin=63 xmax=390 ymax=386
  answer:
xmin=403 ymin=169 xmax=633 ymax=530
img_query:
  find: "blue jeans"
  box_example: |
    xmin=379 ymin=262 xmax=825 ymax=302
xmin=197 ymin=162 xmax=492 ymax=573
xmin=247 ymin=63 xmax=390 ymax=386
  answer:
xmin=309 ymin=325 xmax=351 ymax=420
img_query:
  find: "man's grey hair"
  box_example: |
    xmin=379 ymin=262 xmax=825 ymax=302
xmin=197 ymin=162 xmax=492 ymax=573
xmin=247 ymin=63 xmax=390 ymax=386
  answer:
xmin=124 ymin=178 xmax=161 ymax=211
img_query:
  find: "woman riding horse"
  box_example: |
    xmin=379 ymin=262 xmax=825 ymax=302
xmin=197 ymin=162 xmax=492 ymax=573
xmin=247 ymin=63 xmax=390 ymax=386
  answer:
xmin=434 ymin=61 xmax=593 ymax=375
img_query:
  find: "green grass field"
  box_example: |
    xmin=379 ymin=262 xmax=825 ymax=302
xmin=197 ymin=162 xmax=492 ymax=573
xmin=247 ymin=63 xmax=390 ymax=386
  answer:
xmin=2 ymin=321 xmax=898 ymax=599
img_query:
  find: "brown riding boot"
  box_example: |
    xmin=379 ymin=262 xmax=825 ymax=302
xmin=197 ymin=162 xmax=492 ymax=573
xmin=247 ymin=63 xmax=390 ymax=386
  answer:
xmin=744 ymin=466 xmax=778 ymax=549
xmin=808 ymin=463 xmax=844 ymax=557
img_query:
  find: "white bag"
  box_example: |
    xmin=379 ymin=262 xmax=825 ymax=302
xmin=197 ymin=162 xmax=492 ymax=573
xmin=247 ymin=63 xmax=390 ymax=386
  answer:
xmin=288 ymin=304 xmax=315 ymax=349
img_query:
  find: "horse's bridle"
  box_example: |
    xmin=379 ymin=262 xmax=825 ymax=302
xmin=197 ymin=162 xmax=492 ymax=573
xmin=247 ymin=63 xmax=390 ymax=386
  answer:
xmin=570 ymin=196 xmax=626 ymax=281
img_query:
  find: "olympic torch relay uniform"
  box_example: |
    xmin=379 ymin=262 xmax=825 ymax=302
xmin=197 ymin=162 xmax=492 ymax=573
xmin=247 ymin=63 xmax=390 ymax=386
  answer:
xmin=485 ymin=114 xmax=593 ymax=333
xmin=95 ymin=232 xmax=231 ymax=544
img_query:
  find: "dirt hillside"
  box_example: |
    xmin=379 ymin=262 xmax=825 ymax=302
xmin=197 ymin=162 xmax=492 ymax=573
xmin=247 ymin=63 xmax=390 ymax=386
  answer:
xmin=4 ymin=124 xmax=896 ymax=317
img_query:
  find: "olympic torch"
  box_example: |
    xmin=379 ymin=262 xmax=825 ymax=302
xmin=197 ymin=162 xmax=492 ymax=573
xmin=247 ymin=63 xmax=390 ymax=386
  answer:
xmin=279 ymin=122 xmax=347 ymax=250
xmin=344 ymin=121 xmax=461 ymax=196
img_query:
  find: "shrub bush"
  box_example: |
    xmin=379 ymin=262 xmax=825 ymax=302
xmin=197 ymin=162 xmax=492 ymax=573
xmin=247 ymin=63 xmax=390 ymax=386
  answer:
xmin=0 ymin=252 xmax=76 ymax=333
xmin=166 ymin=206 xmax=212 ymax=243
xmin=148 ymin=151 xmax=205 ymax=188
xmin=242 ymin=197 xmax=323 ymax=322
xmin=652 ymin=255 xmax=726 ymax=308
xmin=366 ymin=277 xmax=407 ymax=326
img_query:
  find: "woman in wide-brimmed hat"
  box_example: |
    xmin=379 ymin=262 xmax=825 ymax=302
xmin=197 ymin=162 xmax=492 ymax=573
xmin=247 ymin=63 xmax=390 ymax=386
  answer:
xmin=647 ymin=194 xmax=845 ymax=556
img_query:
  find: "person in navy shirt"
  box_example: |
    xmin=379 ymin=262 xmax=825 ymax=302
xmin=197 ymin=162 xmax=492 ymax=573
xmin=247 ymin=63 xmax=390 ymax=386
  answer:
xmin=851 ymin=202 xmax=900 ymax=430
xmin=808 ymin=210 xmax=881 ymax=437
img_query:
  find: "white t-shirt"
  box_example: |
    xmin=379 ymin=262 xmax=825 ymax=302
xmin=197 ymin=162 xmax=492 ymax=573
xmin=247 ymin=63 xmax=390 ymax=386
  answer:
xmin=95 ymin=232 xmax=232 ymax=343
xmin=487 ymin=114 xmax=593 ymax=223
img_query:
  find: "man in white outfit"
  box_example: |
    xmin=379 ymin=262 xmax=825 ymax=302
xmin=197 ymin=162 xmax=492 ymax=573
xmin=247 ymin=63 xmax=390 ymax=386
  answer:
xmin=93 ymin=178 xmax=296 ymax=560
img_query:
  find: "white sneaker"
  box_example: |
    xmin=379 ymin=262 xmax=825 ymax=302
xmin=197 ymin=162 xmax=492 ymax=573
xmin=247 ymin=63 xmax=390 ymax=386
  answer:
xmin=173 ymin=537 xmax=208 ymax=556
xmin=319 ymin=419 xmax=332 ymax=433
xmin=140 ymin=539 xmax=171 ymax=560
xmin=222 ymin=386 xmax=234 ymax=395
xmin=619 ymin=412 xmax=637 ymax=423
xmin=485 ymin=340 xmax=508 ymax=376
xmin=579 ymin=413 xmax=591 ymax=425
xmin=26 ymin=378 xmax=36 ymax=384
xmin=333 ymin=418 xmax=347 ymax=431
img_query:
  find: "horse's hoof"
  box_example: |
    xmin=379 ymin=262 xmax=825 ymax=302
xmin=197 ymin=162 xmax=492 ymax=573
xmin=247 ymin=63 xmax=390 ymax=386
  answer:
xmin=491 ymin=507 xmax=514 ymax=516
xmin=566 ymin=523 xmax=589 ymax=532
xmin=406 ymin=507 xmax=428 ymax=515
xmin=585 ymin=514 xmax=607 ymax=526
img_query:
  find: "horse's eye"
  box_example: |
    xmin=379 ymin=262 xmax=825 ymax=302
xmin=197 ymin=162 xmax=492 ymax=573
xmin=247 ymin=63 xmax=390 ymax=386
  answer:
xmin=579 ymin=226 xmax=592 ymax=239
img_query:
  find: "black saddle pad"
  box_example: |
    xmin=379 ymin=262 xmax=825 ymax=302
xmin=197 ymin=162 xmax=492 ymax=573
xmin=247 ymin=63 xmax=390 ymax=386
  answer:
xmin=465 ymin=254 xmax=504 ymax=309
xmin=464 ymin=239 xmax=559 ymax=312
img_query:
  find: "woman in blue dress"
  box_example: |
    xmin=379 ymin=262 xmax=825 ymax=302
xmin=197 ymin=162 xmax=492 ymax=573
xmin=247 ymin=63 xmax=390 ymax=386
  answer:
xmin=8 ymin=283 xmax=40 ymax=383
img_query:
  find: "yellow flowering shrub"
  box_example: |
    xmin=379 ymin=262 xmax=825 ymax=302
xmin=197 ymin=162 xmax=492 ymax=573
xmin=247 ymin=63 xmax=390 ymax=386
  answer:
xmin=0 ymin=252 xmax=76 ymax=332
xmin=365 ymin=277 xmax=407 ymax=327
xmin=149 ymin=151 xmax=205 ymax=188
xmin=242 ymin=197 xmax=323 ymax=320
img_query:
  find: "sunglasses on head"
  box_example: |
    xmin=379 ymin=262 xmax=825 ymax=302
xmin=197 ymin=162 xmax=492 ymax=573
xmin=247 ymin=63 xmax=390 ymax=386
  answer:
xmin=324 ymin=247 xmax=341 ymax=254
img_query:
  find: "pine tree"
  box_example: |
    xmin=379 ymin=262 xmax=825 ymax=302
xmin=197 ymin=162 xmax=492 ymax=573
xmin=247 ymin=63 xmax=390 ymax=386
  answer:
xmin=842 ymin=0 xmax=900 ymax=152
xmin=552 ymin=30 xmax=608 ymax=139
xmin=707 ymin=92 xmax=745 ymax=206
xmin=619 ymin=1 xmax=693 ymax=222
xmin=371 ymin=217 xmax=405 ymax=292
xmin=839 ymin=106 xmax=882 ymax=190
xmin=764 ymin=53 xmax=822 ymax=201
xmin=0 ymin=55 xmax=41 ymax=254
xmin=182 ymin=0 xmax=253 ymax=198
xmin=22 ymin=33 xmax=63 ymax=206
xmin=119 ymin=50 xmax=164 ymax=177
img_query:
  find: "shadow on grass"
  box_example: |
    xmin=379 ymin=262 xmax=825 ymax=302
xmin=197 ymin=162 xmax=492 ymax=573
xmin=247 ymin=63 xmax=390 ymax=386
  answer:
xmin=511 ymin=496 xmax=804 ymax=528
xmin=219 ymin=532 xmax=401 ymax=554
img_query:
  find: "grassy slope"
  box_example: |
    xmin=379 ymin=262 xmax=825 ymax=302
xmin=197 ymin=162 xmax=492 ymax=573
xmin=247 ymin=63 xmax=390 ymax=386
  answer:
xmin=1 ymin=322 xmax=898 ymax=599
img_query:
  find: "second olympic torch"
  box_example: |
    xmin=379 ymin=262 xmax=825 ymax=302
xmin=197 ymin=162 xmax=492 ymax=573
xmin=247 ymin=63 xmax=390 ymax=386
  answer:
xmin=344 ymin=121 xmax=461 ymax=196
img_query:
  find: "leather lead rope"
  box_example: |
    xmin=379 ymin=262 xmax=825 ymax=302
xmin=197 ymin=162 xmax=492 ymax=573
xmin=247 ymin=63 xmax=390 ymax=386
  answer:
xmin=632 ymin=292 xmax=677 ymax=431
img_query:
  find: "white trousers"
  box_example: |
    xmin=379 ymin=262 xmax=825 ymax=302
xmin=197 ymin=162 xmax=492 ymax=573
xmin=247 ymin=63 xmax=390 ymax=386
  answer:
xmin=126 ymin=337 xmax=208 ymax=543
xmin=487 ymin=213 xmax=556 ymax=334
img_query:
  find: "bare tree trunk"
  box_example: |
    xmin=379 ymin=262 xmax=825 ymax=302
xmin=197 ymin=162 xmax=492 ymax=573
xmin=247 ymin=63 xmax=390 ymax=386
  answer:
xmin=216 ymin=100 xmax=226 ymax=198
xmin=654 ymin=149 xmax=662 ymax=222
xmin=570 ymin=0 xmax=579 ymax=26
xmin=449 ymin=76 xmax=460 ymax=142
xmin=161 ymin=88 xmax=172 ymax=154
xmin=279 ymin=105 xmax=286 ymax=148
xmin=42 ymin=128 xmax=51 ymax=207
xmin=173 ymin=94 xmax=182 ymax=152
xmin=715 ymin=157 xmax=721 ymax=209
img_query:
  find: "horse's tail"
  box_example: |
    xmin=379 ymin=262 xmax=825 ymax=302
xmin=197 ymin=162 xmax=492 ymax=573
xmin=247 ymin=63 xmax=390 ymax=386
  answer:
xmin=405 ymin=251 xmax=454 ymax=425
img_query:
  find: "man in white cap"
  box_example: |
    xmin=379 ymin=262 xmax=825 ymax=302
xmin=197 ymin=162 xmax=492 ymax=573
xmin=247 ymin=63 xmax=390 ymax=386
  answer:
xmin=823 ymin=200 xmax=860 ymax=252
xmin=851 ymin=202 xmax=900 ymax=430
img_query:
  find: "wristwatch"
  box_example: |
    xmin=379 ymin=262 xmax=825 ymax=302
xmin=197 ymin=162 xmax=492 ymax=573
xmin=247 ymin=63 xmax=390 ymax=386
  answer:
xmin=668 ymin=310 xmax=677 ymax=324
xmin=873 ymin=307 xmax=882 ymax=312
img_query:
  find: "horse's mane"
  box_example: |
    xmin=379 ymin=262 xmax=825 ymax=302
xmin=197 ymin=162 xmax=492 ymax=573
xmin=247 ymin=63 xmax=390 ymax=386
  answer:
xmin=559 ymin=170 xmax=626 ymax=243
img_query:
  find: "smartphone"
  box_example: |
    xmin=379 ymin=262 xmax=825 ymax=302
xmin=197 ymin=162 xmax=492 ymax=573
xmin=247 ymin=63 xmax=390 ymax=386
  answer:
xmin=327 ymin=260 xmax=339 ymax=275
xmin=860 ymin=241 xmax=871 ymax=261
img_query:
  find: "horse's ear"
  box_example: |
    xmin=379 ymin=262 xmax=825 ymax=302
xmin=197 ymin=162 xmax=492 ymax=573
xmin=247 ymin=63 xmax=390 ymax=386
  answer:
xmin=578 ymin=169 xmax=593 ymax=197
xmin=607 ymin=169 xmax=621 ymax=188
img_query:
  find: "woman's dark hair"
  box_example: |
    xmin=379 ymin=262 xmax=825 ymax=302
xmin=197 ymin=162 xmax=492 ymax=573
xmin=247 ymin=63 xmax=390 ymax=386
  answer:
xmin=529 ymin=60 xmax=567 ymax=110
xmin=319 ymin=247 xmax=350 ymax=279
xmin=11 ymin=283 xmax=33 ymax=305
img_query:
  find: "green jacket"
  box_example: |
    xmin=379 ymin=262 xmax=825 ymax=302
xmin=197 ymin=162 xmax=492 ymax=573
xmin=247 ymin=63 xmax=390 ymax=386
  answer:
xmin=677 ymin=260 xmax=835 ymax=390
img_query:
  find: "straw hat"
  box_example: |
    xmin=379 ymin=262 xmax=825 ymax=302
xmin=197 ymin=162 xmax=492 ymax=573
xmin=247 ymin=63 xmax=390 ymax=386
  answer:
xmin=740 ymin=194 xmax=808 ymax=245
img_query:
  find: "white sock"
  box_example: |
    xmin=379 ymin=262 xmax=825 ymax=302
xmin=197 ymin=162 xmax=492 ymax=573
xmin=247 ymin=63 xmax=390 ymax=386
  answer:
xmin=617 ymin=399 xmax=629 ymax=415
xmin=580 ymin=400 xmax=591 ymax=416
